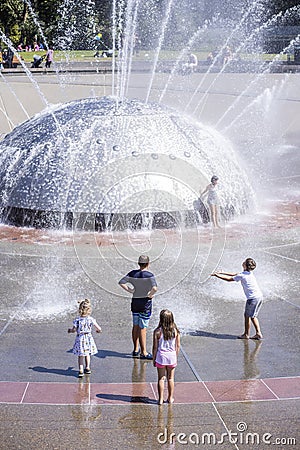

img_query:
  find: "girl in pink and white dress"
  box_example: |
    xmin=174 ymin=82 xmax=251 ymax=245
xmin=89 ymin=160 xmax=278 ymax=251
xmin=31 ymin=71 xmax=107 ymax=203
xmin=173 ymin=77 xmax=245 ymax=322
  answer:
xmin=152 ymin=310 xmax=180 ymax=404
xmin=68 ymin=299 xmax=102 ymax=377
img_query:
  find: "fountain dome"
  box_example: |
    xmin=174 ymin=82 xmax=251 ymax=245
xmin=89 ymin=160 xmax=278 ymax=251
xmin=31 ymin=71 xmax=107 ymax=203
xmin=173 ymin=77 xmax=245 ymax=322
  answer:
xmin=0 ymin=96 xmax=253 ymax=230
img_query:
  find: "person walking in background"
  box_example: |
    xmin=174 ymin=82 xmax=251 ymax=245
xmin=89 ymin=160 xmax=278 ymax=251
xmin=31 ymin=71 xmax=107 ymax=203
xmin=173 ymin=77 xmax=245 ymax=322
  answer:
xmin=152 ymin=310 xmax=180 ymax=405
xmin=45 ymin=46 xmax=54 ymax=68
xmin=211 ymin=258 xmax=263 ymax=340
xmin=200 ymin=175 xmax=221 ymax=228
xmin=68 ymin=299 xmax=102 ymax=377
xmin=119 ymin=255 xmax=158 ymax=360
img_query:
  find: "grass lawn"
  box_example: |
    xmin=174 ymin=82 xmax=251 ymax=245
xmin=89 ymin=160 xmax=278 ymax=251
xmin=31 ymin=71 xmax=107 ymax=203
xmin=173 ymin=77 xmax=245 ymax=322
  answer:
xmin=8 ymin=49 xmax=289 ymax=64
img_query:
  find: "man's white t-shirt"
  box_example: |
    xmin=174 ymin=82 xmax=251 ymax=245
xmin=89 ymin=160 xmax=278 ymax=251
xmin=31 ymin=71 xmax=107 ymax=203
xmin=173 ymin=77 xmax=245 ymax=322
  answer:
xmin=233 ymin=271 xmax=262 ymax=299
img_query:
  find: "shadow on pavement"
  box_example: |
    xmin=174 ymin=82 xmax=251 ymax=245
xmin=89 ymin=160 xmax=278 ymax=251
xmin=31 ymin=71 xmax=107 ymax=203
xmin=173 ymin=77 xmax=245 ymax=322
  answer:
xmin=96 ymin=393 xmax=157 ymax=404
xmin=96 ymin=349 xmax=132 ymax=359
xmin=188 ymin=330 xmax=237 ymax=340
xmin=29 ymin=366 xmax=78 ymax=378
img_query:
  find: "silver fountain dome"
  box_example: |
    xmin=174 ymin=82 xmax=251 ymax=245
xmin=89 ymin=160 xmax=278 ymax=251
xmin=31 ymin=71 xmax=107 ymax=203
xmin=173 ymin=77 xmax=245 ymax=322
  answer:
xmin=0 ymin=96 xmax=253 ymax=230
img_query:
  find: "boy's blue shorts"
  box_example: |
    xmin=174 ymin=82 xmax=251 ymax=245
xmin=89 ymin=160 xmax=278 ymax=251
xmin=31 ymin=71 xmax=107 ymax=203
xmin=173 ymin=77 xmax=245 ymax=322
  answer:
xmin=245 ymin=297 xmax=263 ymax=318
xmin=132 ymin=312 xmax=150 ymax=329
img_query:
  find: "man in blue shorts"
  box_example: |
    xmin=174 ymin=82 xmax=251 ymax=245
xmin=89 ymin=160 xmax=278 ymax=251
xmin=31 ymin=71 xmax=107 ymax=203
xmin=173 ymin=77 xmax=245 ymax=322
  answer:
xmin=119 ymin=255 xmax=158 ymax=359
xmin=211 ymin=258 xmax=263 ymax=340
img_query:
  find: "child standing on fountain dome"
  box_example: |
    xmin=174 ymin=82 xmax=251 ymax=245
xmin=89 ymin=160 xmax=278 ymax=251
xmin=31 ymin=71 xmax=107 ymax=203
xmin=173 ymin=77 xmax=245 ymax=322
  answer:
xmin=200 ymin=175 xmax=221 ymax=228
xmin=211 ymin=258 xmax=263 ymax=340
xmin=68 ymin=299 xmax=102 ymax=377
xmin=152 ymin=309 xmax=180 ymax=405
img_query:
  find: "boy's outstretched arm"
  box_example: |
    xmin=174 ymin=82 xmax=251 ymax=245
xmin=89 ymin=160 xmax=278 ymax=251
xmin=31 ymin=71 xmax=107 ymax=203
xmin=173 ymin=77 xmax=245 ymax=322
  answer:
xmin=217 ymin=271 xmax=237 ymax=276
xmin=211 ymin=272 xmax=235 ymax=282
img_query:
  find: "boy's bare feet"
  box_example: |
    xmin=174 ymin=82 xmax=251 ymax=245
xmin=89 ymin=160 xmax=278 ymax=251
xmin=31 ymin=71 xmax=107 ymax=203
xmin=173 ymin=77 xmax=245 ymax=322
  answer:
xmin=237 ymin=334 xmax=249 ymax=339
xmin=167 ymin=398 xmax=174 ymax=404
xmin=250 ymin=334 xmax=263 ymax=340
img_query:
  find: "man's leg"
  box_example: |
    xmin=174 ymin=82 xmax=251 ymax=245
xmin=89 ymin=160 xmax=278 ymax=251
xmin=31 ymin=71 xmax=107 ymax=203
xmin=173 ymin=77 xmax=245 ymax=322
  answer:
xmin=139 ymin=326 xmax=147 ymax=356
xmin=132 ymin=325 xmax=140 ymax=352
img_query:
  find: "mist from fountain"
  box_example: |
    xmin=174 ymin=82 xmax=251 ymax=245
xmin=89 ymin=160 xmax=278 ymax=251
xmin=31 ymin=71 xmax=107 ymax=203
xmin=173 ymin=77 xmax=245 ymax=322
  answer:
xmin=145 ymin=0 xmax=174 ymax=103
xmin=222 ymin=74 xmax=289 ymax=135
xmin=216 ymin=32 xmax=300 ymax=129
xmin=183 ymin=0 xmax=265 ymax=113
xmin=158 ymin=18 xmax=213 ymax=104
xmin=0 ymin=72 xmax=30 ymax=122
xmin=194 ymin=8 xmax=288 ymax=117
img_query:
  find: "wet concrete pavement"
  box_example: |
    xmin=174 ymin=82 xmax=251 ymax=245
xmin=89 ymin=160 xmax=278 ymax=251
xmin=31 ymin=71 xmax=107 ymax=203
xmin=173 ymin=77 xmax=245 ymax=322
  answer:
xmin=0 ymin=200 xmax=299 ymax=449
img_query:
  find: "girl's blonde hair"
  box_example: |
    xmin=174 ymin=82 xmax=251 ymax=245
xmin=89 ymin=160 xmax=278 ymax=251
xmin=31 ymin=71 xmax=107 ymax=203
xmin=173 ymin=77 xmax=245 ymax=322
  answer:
xmin=158 ymin=309 xmax=180 ymax=341
xmin=78 ymin=299 xmax=91 ymax=317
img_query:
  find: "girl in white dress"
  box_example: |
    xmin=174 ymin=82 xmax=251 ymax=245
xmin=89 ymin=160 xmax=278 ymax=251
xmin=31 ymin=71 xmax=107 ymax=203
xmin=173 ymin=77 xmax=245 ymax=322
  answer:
xmin=200 ymin=175 xmax=221 ymax=228
xmin=68 ymin=299 xmax=102 ymax=377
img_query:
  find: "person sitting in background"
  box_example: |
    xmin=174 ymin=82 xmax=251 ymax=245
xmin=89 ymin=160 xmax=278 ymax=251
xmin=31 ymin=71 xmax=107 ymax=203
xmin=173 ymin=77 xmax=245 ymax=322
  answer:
xmin=1 ymin=49 xmax=8 ymax=68
xmin=31 ymin=54 xmax=43 ymax=68
xmin=207 ymin=52 xmax=214 ymax=64
xmin=222 ymin=46 xmax=232 ymax=65
xmin=182 ymin=52 xmax=198 ymax=74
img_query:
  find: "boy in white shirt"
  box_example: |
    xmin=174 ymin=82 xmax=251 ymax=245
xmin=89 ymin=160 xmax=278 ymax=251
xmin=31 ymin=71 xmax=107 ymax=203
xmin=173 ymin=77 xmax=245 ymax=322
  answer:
xmin=211 ymin=258 xmax=263 ymax=340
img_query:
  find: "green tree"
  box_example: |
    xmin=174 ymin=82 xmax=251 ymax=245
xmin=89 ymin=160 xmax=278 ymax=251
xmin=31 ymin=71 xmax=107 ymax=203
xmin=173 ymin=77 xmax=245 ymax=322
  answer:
xmin=0 ymin=0 xmax=61 ymax=48
xmin=0 ymin=0 xmax=29 ymax=45
xmin=55 ymin=0 xmax=97 ymax=50
xmin=266 ymin=0 xmax=300 ymax=20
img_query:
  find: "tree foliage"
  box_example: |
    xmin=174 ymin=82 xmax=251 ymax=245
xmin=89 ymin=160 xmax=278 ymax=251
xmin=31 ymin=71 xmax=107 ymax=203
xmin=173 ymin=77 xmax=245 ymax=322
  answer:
xmin=0 ymin=0 xmax=299 ymax=51
xmin=0 ymin=0 xmax=112 ymax=49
